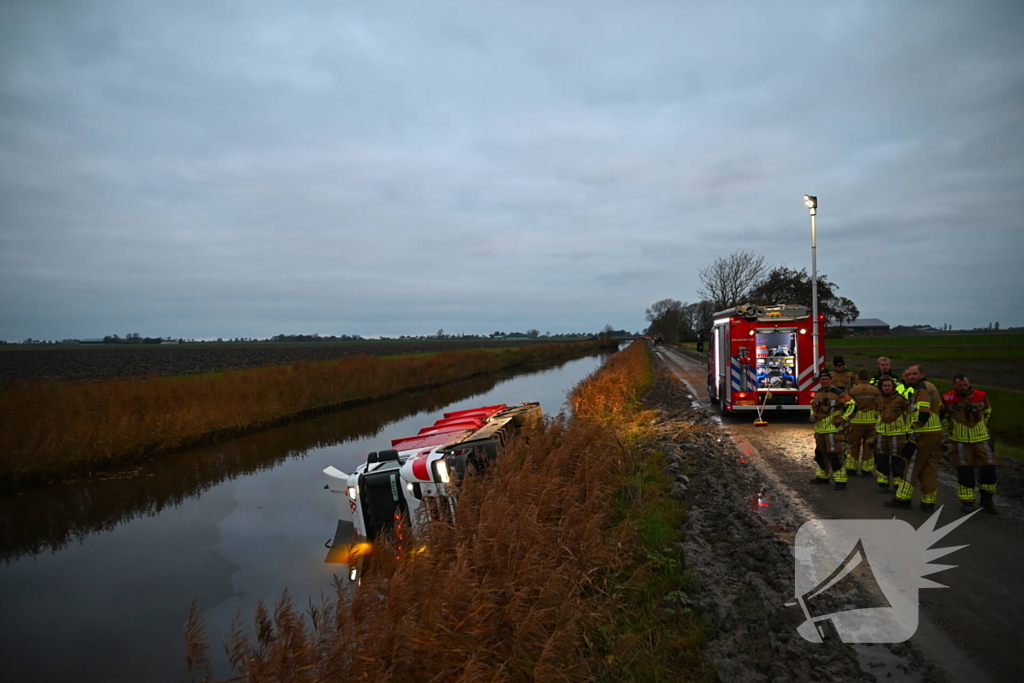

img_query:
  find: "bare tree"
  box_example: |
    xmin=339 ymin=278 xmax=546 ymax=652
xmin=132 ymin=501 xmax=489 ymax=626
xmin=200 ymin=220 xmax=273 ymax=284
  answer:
xmin=645 ymin=299 xmax=687 ymax=343
xmin=697 ymin=250 xmax=769 ymax=311
xmin=680 ymin=300 xmax=717 ymax=341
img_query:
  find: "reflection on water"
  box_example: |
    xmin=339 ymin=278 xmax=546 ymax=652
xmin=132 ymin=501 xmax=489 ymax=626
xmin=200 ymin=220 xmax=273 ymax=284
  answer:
xmin=0 ymin=352 xmax=610 ymax=563
xmin=324 ymin=521 xmax=372 ymax=583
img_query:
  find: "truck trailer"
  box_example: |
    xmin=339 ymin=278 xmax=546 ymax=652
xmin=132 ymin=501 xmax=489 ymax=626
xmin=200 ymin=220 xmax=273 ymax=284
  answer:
xmin=707 ymin=304 xmax=826 ymax=413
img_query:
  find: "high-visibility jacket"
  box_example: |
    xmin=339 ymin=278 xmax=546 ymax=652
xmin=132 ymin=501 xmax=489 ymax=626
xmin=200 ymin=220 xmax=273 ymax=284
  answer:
xmin=941 ymin=388 xmax=992 ymax=443
xmin=908 ymin=380 xmax=943 ymax=433
xmin=875 ymin=393 xmax=911 ymax=436
xmin=828 ymin=368 xmax=856 ymax=390
xmin=811 ymin=387 xmax=855 ymax=433
xmin=870 ymin=369 xmax=904 ymax=392
xmin=848 ymin=382 xmax=881 ymax=423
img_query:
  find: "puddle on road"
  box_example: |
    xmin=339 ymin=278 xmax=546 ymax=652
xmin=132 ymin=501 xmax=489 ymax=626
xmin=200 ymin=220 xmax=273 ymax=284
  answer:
xmin=747 ymin=490 xmax=798 ymax=546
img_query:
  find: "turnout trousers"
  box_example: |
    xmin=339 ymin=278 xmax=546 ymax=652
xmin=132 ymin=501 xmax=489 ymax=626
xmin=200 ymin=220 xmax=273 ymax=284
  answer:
xmin=813 ymin=431 xmax=848 ymax=483
xmin=875 ymin=433 xmax=907 ymax=488
xmin=895 ymin=431 xmax=942 ymax=504
xmin=845 ymin=422 xmax=876 ymax=472
xmin=950 ymin=440 xmax=998 ymax=504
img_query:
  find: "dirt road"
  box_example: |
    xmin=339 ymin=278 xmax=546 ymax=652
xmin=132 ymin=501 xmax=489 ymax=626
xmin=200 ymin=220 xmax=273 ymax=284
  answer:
xmin=654 ymin=345 xmax=1024 ymax=682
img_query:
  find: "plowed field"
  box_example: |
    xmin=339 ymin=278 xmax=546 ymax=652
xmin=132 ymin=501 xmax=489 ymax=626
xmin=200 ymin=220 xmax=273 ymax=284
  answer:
xmin=0 ymin=340 xmax=553 ymax=383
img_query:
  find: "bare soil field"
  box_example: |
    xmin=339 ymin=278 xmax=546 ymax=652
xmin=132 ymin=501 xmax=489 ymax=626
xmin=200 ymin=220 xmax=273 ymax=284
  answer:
xmin=0 ymin=340 xmax=552 ymax=383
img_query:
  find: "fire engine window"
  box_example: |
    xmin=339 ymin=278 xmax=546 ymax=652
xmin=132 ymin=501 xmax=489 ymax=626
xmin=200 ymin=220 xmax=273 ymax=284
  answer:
xmin=755 ymin=332 xmax=797 ymax=389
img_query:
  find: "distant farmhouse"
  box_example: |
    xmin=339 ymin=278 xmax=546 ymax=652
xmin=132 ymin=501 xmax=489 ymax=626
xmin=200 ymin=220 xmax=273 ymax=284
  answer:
xmin=832 ymin=318 xmax=890 ymax=336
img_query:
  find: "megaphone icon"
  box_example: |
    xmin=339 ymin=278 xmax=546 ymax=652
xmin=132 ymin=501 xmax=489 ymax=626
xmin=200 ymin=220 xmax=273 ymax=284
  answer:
xmin=789 ymin=539 xmax=891 ymax=641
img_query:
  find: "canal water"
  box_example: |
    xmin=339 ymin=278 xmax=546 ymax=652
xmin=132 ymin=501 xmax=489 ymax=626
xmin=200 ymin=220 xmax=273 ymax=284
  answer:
xmin=0 ymin=349 xmax=617 ymax=682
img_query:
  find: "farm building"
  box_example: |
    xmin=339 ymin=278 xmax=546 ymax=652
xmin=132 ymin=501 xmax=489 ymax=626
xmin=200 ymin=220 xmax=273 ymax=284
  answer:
xmin=833 ymin=318 xmax=890 ymax=336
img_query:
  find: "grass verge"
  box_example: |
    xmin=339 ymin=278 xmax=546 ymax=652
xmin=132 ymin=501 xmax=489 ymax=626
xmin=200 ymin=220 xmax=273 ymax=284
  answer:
xmin=186 ymin=340 xmax=713 ymax=682
xmin=0 ymin=340 xmax=611 ymax=489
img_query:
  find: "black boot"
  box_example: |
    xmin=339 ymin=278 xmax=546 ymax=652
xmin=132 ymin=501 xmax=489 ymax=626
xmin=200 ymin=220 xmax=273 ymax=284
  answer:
xmin=834 ymin=482 xmax=847 ymax=491
xmin=878 ymin=483 xmax=890 ymax=493
xmin=884 ymin=498 xmax=912 ymax=509
xmin=809 ymin=476 xmax=830 ymax=485
xmin=861 ymin=470 xmax=874 ymax=478
xmin=919 ymin=502 xmax=936 ymax=512
xmin=961 ymin=501 xmax=975 ymax=511
xmin=980 ymin=491 xmax=998 ymax=515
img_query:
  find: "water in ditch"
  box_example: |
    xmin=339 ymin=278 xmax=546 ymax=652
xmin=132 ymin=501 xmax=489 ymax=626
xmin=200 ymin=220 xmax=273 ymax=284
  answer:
xmin=0 ymin=348 xmax=618 ymax=682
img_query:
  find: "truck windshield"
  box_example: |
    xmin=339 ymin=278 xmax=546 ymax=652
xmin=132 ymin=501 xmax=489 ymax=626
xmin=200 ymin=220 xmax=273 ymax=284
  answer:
xmin=359 ymin=466 xmax=408 ymax=540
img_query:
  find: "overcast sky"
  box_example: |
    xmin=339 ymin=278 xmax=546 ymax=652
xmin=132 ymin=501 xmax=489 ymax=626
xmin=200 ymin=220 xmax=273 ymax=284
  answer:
xmin=2 ymin=0 xmax=1023 ymax=340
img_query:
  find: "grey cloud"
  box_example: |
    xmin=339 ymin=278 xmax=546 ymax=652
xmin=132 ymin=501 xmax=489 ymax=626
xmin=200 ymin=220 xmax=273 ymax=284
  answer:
xmin=2 ymin=0 xmax=1024 ymax=340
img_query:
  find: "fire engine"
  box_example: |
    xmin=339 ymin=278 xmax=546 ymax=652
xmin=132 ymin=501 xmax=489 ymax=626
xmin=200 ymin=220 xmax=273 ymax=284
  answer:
xmin=707 ymin=304 xmax=826 ymax=413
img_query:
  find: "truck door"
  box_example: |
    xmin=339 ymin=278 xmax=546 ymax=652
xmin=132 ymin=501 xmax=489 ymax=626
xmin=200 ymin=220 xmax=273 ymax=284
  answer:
xmin=710 ymin=326 xmax=723 ymax=399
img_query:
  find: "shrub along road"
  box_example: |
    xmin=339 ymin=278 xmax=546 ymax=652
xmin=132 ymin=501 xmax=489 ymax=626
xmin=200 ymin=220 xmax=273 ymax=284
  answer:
xmin=657 ymin=345 xmax=1023 ymax=682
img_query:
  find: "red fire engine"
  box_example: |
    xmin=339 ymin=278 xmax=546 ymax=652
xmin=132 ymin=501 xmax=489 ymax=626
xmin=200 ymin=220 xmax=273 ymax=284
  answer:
xmin=707 ymin=304 xmax=826 ymax=413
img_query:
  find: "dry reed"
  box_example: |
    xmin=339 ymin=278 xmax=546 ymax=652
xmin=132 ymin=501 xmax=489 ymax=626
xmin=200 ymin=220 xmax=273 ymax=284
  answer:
xmin=0 ymin=341 xmax=607 ymax=489
xmin=186 ymin=341 xmax=713 ymax=682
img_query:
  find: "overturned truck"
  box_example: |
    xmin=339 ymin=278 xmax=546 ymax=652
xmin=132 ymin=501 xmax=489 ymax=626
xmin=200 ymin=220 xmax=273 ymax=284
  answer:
xmin=324 ymin=402 xmax=542 ymax=542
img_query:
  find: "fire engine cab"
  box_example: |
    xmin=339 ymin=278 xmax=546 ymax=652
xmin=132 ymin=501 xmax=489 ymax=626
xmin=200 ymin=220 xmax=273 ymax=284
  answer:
xmin=707 ymin=304 xmax=826 ymax=413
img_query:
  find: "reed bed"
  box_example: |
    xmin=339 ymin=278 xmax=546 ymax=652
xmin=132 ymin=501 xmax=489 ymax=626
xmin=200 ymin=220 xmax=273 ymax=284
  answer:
xmin=186 ymin=340 xmax=713 ymax=682
xmin=0 ymin=341 xmax=607 ymax=489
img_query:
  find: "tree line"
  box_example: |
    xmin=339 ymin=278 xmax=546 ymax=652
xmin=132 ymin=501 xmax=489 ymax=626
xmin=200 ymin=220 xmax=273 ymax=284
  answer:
xmin=645 ymin=250 xmax=860 ymax=343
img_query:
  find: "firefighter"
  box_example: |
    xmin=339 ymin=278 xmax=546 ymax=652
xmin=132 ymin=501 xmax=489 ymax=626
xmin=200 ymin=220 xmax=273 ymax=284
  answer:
xmin=885 ymin=364 xmax=943 ymax=511
xmin=897 ymin=368 xmax=914 ymax=399
xmin=870 ymin=356 xmax=902 ymax=390
xmin=942 ymin=374 xmax=997 ymax=514
xmin=828 ymin=356 xmax=856 ymax=390
xmin=809 ymin=370 xmax=855 ymax=490
xmin=846 ymin=370 xmax=881 ymax=476
xmin=874 ymin=377 xmax=911 ymax=493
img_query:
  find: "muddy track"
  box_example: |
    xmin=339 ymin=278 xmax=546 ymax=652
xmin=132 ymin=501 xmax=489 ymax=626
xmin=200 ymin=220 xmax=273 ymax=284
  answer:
xmin=651 ymin=345 xmax=1023 ymax=682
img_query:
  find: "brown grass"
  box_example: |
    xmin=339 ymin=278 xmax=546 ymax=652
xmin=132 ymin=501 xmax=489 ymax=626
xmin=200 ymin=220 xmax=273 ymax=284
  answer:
xmin=186 ymin=340 xmax=713 ymax=682
xmin=0 ymin=341 xmax=607 ymax=489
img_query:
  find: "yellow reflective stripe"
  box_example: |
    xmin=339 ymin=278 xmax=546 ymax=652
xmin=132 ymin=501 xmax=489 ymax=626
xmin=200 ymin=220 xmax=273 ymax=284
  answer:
xmin=950 ymin=421 xmax=990 ymax=441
